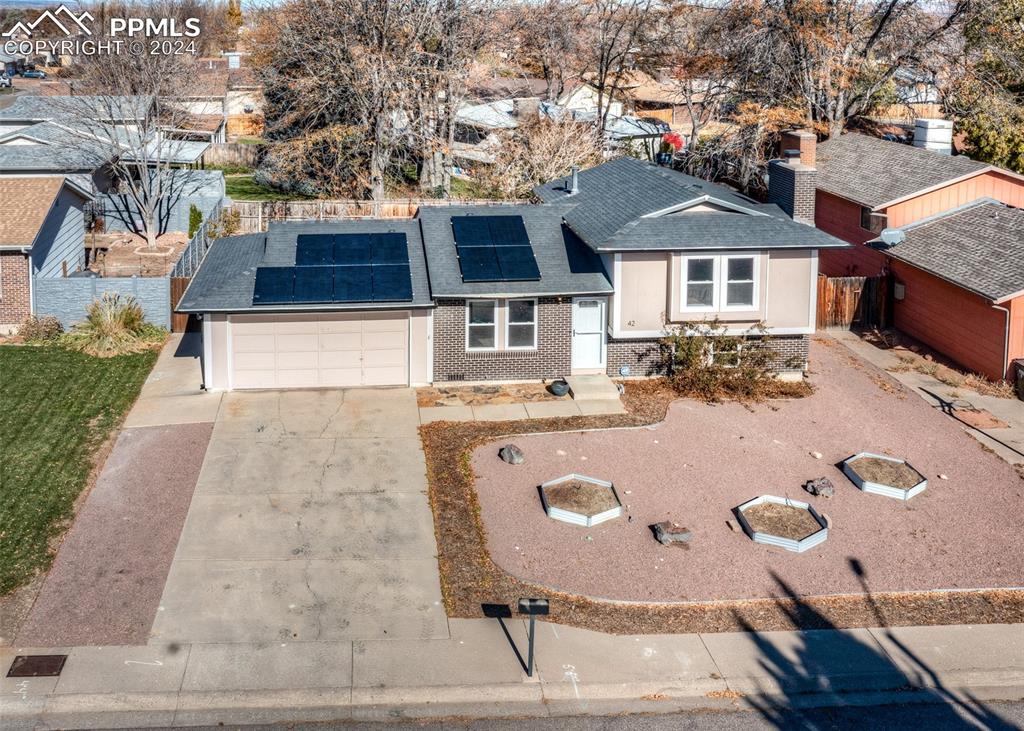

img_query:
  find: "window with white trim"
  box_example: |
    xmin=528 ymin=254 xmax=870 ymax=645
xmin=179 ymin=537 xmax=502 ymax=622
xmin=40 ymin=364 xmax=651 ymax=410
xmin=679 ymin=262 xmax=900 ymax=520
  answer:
xmin=680 ymin=254 xmax=759 ymax=312
xmin=466 ymin=300 xmax=497 ymax=350
xmin=683 ymin=256 xmax=717 ymax=310
xmin=723 ymin=255 xmax=756 ymax=309
xmin=506 ymin=298 xmax=537 ymax=349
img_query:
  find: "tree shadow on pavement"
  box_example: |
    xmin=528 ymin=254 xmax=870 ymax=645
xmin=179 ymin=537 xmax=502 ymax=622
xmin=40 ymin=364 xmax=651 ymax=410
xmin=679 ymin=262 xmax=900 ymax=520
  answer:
xmin=734 ymin=559 xmax=1017 ymax=730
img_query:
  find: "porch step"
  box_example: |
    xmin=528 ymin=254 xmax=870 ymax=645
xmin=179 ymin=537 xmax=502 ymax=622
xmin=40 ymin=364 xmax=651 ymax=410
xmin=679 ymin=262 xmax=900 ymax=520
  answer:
xmin=565 ymin=374 xmax=621 ymax=402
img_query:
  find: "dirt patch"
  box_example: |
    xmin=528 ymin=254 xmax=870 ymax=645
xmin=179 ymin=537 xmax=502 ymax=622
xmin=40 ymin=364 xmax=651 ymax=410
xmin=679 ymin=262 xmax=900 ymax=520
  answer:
xmin=544 ymin=480 xmax=619 ymax=516
xmin=848 ymin=456 xmax=923 ymax=489
xmin=417 ymin=382 xmax=565 ymax=407
xmin=741 ymin=502 xmax=821 ymax=541
xmin=88 ymin=231 xmax=188 ymax=277
xmin=422 ymin=339 xmax=1024 ymax=634
xmin=951 ymin=407 xmax=1009 ymax=430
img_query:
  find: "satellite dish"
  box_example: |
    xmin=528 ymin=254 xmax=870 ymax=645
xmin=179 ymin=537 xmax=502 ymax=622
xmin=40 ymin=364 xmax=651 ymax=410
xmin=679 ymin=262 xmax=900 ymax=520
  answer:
xmin=879 ymin=228 xmax=905 ymax=246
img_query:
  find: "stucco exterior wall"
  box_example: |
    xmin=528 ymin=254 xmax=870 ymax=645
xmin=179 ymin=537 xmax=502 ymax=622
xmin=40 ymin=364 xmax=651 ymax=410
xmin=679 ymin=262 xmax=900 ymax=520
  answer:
xmin=613 ymin=249 xmax=815 ymax=335
xmin=890 ymin=259 xmax=1009 ymax=380
xmin=207 ymin=313 xmax=229 ymax=390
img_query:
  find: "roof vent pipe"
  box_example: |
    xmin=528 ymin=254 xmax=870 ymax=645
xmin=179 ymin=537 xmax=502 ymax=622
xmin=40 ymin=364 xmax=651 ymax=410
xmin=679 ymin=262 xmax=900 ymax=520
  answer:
xmin=568 ymin=166 xmax=579 ymax=196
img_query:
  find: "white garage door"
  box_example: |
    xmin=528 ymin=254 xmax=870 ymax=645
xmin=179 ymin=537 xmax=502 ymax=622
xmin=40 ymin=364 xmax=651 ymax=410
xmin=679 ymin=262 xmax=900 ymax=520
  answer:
xmin=229 ymin=312 xmax=409 ymax=389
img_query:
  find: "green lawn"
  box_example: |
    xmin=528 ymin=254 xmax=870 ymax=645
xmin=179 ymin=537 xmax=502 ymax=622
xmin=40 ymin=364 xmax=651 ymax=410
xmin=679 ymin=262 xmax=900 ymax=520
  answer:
xmin=0 ymin=345 xmax=157 ymax=594
xmin=225 ymin=174 xmax=312 ymax=202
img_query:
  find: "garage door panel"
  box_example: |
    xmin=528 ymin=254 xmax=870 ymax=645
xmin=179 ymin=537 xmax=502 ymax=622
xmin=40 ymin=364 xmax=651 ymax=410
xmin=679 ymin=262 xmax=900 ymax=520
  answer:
xmin=319 ymin=368 xmax=362 ymax=387
xmin=233 ymin=369 xmax=277 ymax=389
xmin=276 ymin=333 xmax=318 ymax=351
xmin=362 ymin=365 xmax=407 ymax=385
xmin=234 ymin=351 xmax=276 ymax=370
xmin=363 ymin=348 xmax=406 ymax=368
xmin=319 ymin=350 xmax=361 ymax=369
xmin=276 ymin=351 xmax=318 ymax=370
xmin=362 ymin=330 xmax=406 ymax=350
xmin=233 ymin=333 xmax=277 ymax=352
xmin=320 ymin=332 xmax=362 ymax=351
xmin=230 ymin=312 xmax=409 ymax=389
xmin=277 ymin=369 xmax=319 ymax=388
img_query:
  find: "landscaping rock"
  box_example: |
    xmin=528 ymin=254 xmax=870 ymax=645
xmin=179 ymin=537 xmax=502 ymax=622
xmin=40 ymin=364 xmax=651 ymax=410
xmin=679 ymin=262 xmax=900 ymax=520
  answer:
xmin=652 ymin=521 xmax=692 ymax=546
xmin=804 ymin=477 xmax=835 ymax=498
xmin=498 ymin=444 xmax=525 ymax=465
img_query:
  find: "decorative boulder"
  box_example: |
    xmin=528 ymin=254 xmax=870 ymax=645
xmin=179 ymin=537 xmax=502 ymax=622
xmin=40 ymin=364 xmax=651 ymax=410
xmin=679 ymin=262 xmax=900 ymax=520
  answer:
xmin=499 ymin=444 xmax=525 ymax=465
xmin=652 ymin=521 xmax=692 ymax=546
xmin=804 ymin=477 xmax=835 ymax=498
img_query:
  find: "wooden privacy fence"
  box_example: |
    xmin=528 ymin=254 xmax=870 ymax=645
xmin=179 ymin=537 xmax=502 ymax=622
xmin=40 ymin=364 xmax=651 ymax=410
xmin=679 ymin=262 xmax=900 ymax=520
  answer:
xmin=229 ymin=198 xmax=518 ymax=233
xmin=170 ymin=277 xmax=191 ymax=332
xmin=816 ymin=274 xmax=890 ymax=330
xmin=204 ymin=143 xmax=264 ymax=169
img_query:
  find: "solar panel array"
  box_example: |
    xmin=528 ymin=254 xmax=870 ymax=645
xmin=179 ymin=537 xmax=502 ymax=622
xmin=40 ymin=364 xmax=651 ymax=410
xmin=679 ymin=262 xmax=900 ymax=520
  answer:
xmin=252 ymin=233 xmax=413 ymax=305
xmin=452 ymin=216 xmax=540 ymax=283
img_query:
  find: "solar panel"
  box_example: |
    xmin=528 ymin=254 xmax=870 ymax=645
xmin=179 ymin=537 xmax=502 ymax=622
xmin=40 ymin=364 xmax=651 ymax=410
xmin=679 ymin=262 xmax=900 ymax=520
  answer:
xmin=252 ymin=267 xmax=294 ymax=304
xmin=451 ymin=216 xmax=492 ymax=247
xmin=293 ymin=266 xmax=334 ymax=303
xmin=371 ymin=233 xmax=409 ymax=265
xmin=334 ymin=234 xmax=372 ymax=265
xmin=487 ymin=216 xmax=529 ymax=246
xmin=371 ymin=264 xmax=413 ymax=301
xmin=295 ymin=234 xmax=334 ymax=266
xmin=496 ymin=245 xmax=541 ymax=281
xmin=457 ymin=245 xmax=501 ymax=282
xmin=333 ymin=264 xmax=373 ymax=302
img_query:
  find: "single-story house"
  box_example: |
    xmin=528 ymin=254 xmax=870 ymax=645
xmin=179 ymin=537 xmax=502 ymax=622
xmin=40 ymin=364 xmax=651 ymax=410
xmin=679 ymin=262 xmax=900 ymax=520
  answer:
xmin=809 ymin=130 xmax=1024 ymax=380
xmin=0 ymin=176 xmax=93 ymax=332
xmin=177 ymin=155 xmax=847 ymax=390
xmin=868 ymin=199 xmax=1024 ymax=381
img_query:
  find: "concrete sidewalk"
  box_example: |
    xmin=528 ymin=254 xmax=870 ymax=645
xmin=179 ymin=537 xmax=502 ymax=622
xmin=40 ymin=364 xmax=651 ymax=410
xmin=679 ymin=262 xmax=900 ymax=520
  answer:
xmin=2 ymin=622 xmax=1022 ymax=728
xmin=830 ymin=331 xmax=1024 ymax=466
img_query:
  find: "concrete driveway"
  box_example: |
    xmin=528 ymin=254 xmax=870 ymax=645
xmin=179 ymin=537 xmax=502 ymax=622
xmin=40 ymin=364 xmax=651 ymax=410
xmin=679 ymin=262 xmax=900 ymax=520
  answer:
xmin=150 ymin=388 xmax=447 ymax=644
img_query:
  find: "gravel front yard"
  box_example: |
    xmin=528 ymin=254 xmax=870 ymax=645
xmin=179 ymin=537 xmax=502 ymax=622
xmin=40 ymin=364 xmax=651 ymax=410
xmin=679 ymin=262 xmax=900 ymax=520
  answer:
xmin=470 ymin=338 xmax=1024 ymax=604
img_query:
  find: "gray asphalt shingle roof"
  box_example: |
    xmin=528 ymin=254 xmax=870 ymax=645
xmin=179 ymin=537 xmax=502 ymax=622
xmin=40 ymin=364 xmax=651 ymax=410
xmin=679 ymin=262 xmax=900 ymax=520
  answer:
xmin=534 ymin=156 xmax=847 ymax=252
xmin=0 ymin=95 xmax=152 ymax=122
xmin=418 ymin=204 xmax=612 ymax=297
xmin=872 ymin=198 xmax=1024 ymax=302
xmin=176 ymin=220 xmax=433 ymax=313
xmin=816 ymin=133 xmax=991 ymax=209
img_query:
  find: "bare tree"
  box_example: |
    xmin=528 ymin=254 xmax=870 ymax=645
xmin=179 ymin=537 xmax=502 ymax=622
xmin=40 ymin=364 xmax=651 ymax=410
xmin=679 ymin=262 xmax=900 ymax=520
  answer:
xmin=578 ymin=0 xmax=661 ymax=131
xmin=760 ymin=0 xmax=971 ymax=137
xmin=514 ymin=0 xmax=587 ymax=100
xmin=482 ymin=117 xmax=604 ymax=197
xmin=54 ymin=45 xmax=208 ymax=250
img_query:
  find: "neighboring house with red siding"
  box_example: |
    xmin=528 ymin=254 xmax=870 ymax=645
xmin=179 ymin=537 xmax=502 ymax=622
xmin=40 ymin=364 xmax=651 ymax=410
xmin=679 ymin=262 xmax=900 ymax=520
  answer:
xmin=805 ymin=132 xmax=1024 ymax=381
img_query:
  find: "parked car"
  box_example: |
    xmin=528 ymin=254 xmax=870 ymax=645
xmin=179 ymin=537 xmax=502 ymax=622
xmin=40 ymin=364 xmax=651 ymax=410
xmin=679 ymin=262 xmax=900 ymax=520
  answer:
xmin=21 ymin=69 xmax=46 ymax=79
xmin=0 ymin=75 xmax=10 ymax=88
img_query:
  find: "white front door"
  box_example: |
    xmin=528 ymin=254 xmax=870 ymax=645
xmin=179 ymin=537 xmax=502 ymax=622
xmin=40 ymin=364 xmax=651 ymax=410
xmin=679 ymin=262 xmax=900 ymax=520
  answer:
xmin=572 ymin=297 xmax=607 ymax=371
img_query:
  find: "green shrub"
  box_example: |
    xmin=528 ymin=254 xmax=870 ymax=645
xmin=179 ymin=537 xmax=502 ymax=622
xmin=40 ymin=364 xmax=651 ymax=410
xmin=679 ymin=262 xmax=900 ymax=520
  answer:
xmin=19 ymin=315 xmax=64 ymax=342
xmin=188 ymin=204 xmax=204 ymax=238
xmin=660 ymin=318 xmax=809 ymax=402
xmin=60 ymin=293 xmax=166 ymax=357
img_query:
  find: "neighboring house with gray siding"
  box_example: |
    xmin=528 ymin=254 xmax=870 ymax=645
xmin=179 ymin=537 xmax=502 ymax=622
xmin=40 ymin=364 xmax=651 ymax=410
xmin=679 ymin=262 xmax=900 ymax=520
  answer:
xmin=0 ymin=176 xmax=92 ymax=332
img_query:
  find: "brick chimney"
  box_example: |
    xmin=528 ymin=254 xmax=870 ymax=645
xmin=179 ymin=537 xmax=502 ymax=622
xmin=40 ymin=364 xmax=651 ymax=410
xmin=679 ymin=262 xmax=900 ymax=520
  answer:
xmin=767 ymin=129 xmax=817 ymax=225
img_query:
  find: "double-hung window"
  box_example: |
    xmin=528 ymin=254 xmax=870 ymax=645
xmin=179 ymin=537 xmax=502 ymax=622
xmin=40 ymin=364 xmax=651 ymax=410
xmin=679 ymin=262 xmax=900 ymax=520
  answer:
xmin=466 ymin=300 xmax=497 ymax=350
xmin=506 ymin=298 xmax=537 ymax=349
xmin=681 ymin=253 xmax=759 ymax=312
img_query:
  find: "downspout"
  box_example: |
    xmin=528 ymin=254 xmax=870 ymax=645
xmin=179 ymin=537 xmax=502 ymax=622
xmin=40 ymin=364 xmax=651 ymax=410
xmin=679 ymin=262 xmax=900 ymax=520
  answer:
xmin=19 ymin=246 xmax=33 ymax=315
xmin=993 ymin=302 xmax=1011 ymax=380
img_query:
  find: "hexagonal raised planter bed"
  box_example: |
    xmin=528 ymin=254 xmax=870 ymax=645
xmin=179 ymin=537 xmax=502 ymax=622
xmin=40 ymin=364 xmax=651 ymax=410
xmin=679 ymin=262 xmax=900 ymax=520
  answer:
xmin=842 ymin=452 xmax=927 ymax=500
xmin=735 ymin=495 xmax=828 ymax=553
xmin=540 ymin=474 xmax=622 ymax=527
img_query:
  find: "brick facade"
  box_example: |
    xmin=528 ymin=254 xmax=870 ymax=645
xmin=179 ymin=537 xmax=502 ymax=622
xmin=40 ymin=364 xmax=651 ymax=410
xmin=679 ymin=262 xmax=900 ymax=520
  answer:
xmin=0 ymin=252 xmax=31 ymax=329
xmin=607 ymin=334 xmax=810 ymax=377
xmin=768 ymin=161 xmax=817 ymax=226
xmin=432 ymin=297 xmax=573 ymax=382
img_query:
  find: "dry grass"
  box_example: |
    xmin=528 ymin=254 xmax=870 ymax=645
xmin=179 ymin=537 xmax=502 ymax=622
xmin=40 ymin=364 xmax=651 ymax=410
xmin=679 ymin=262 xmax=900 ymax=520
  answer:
xmin=888 ymin=351 xmax=1014 ymax=399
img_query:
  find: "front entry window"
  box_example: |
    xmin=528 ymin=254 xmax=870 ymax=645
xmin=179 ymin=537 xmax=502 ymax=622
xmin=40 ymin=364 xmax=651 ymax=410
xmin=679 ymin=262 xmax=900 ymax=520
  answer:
xmin=467 ymin=300 xmax=497 ymax=349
